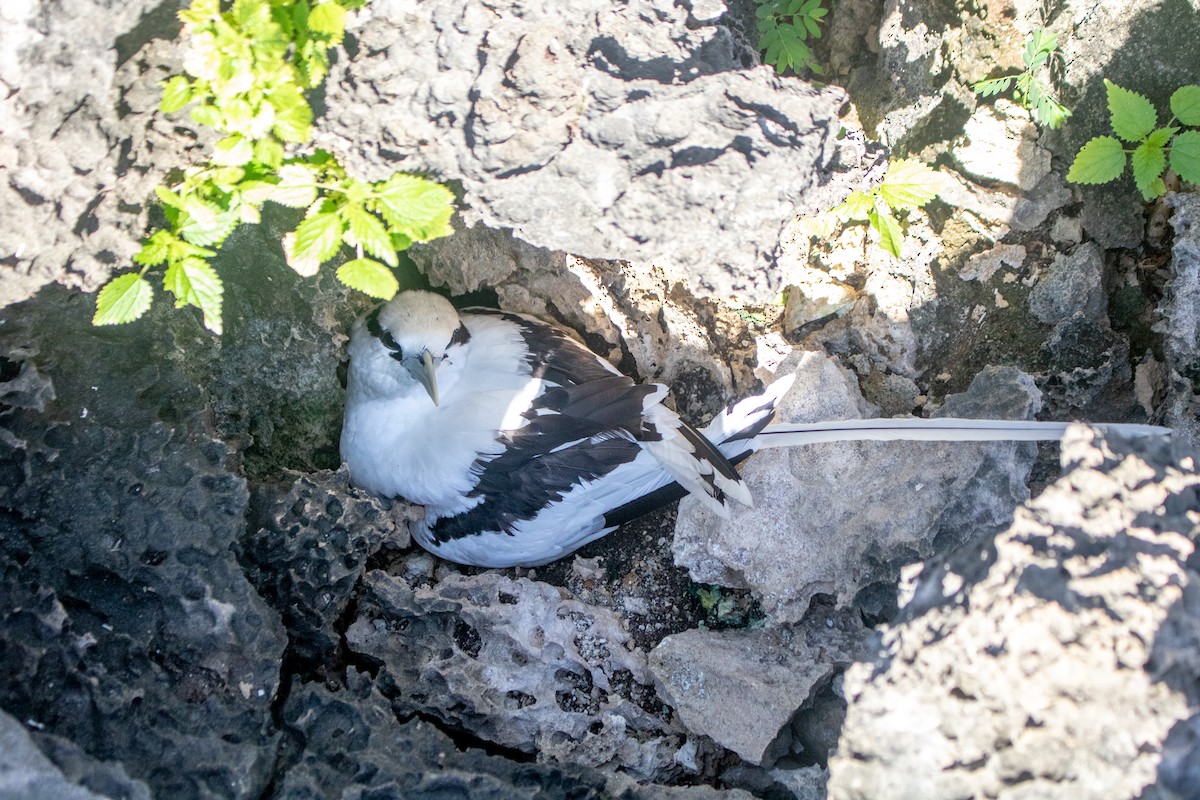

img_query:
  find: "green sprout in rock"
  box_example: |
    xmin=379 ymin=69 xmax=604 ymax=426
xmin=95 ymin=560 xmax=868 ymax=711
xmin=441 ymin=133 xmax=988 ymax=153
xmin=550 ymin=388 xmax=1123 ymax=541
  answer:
xmin=94 ymin=0 xmax=454 ymax=334
xmin=1067 ymin=79 xmax=1200 ymax=201
xmin=802 ymin=158 xmax=942 ymax=259
xmin=973 ymin=28 xmax=1070 ymax=129
xmin=756 ymin=0 xmax=827 ymax=76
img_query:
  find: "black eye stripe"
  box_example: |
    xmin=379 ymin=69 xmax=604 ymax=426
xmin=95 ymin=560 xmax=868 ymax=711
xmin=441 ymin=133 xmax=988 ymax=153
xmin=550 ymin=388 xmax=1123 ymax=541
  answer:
xmin=366 ymin=307 xmax=405 ymax=358
xmin=450 ymin=324 xmax=472 ymax=347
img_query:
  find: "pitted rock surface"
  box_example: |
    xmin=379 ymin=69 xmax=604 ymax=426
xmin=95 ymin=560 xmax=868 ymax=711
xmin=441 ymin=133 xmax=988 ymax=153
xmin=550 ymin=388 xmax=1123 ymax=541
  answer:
xmin=318 ymin=0 xmax=853 ymax=302
xmin=828 ymin=427 xmax=1200 ymax=800
xmin=346 ymin=569 xmax=689 ymax=780
xmin=0 ymin=289 xmax=287 ymax=800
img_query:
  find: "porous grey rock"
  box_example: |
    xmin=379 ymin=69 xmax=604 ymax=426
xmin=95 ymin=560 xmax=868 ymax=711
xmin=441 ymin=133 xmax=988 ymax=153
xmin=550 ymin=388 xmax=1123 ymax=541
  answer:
xmin=1028 ymin=241 xmax=1106 ymax=325
xmin=0 ymin=710 xmax=150 ymax=800
xmin=240 ymin=468 xmax=406 ymax=675
xmin=0 ymin=1 xmax=201 ymax=307
xmin=828 ymin=427 xmax=1200 ymax=800
xmin=0 ymin=288 xmax=288 ymax=800
xmin=346 ymin=570 xmax=689 ymax=780
xmin=1037 ymin=312 xmax=1130 ymax=417
xmin=649 ymin=608 xmax=864 ymax=766
xmin=274 ymin=670 xmax=754 ymax=800
xmin=674 ymin=353 xmax=1040 ymax=623
xmin=1159 ymin=192 xmax=1200 ymax=449
xmin=319 ymin=0 xmax=854 ymax=302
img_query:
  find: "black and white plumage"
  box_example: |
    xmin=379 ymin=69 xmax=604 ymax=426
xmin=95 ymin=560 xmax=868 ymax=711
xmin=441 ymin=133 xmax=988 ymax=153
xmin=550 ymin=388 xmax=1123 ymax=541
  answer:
xmin=341 ymin=290 xmax=1169 ymax=568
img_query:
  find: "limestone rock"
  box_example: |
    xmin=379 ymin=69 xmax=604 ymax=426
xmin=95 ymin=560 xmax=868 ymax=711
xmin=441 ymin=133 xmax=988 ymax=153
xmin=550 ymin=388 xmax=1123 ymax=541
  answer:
xmin=346 ymin=570 xmax=688 ymax=780
xmin=829 ymin=427 xmax=1200 ymax=800
xmin=649 ymin=610 xmax=864 ymax=765
xmin=319 ymin=0 xmax=854 ymax=302
xmin=674 ymin=354 xmax=1040 ymax=623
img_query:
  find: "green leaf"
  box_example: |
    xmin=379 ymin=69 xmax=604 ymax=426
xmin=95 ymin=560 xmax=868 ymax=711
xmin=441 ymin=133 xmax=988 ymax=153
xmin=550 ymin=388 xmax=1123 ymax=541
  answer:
xmin=254 ymin=137 xmax=285 ymax=169
xmin=973 ymin=76 xmax=1013 ymax=98
xmin=1106 ymin=79 xmax=1157 ymax=142
xmin=154 ymin=185 xmax=184 ymax=209
xmin=268 ymin=163 xmax=318 ymax=207
xmin=94 ymin=274 xmax=154 ymax=326
xmin=1170 ymin=85 xmax=1200 ymax=126
xmin=178 ymin=196 xmax=239 ymax=247
xmin=164 ymin=257 xmax=223 ymax=335
xmin=336 ymin=257 xmax=399 ymax=299
xmin=1066 ymin=136 xmax=1127 ymax=184
xmin=160 ymin=76 xmax=193 ymax=113
xmin=878 ymin=159 xmax=940 ymax=210
xmin=1171 ymin=129 xmax=1200 ymax=184
xmin=212 ymin=134 xmax=254 ymax=166
xmin=1035 ymin=93 xmax=1071 ymax=129
xmin=190 ymin=103 xmax=223 ymax=129
xmin=371 ymin=174 xmax=455 ymax=242
xmin=134 ymin=231 xmax=174 ymax=266
xmin=307 ymin=1 xmax=347 ymax=41
xmin=341 ymin=204 xmax=398 ymax=266
xmin=1022 ymin=29 xmax=1057 ymax=71
xmin=273 ymin=100 xmax=313 ymax=143
xmin=1131 ymin=139 xmax=1167 ymax=200
xmin=868 ymin=207 xmax=904 ymax=258
xmin=831 ymin=189 xmax=874 ymax=221
xmin=1147 ymin=126 xmax=1180 ymax=148
xmin=285 ymin=211 xmax=344 ymax=276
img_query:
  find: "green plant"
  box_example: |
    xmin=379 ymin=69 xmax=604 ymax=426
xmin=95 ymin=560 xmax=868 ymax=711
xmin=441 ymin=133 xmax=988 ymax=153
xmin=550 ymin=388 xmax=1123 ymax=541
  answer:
xmin=756 ymin=0 xmax=827 ymax=76
xmin=94 ymin=0 xmax=454 ymax=334
xmin=973 ymin=28 xmax=1070 ymax=129
xmin=1067 ymin=79 xmax=1200 ymax=201
xmin=802 ymin=159 xmax=942 ymax=258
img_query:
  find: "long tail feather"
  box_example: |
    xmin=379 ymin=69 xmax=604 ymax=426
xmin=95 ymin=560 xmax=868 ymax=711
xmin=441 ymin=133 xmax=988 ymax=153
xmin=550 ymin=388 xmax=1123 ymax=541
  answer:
xmin=752 ymin=418 xmax=1171 ymax=449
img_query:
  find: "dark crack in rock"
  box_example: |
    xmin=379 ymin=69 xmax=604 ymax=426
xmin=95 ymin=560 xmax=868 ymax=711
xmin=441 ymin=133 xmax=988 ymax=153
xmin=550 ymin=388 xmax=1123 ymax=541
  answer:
xmin=346 ymin=570 xmax=694 ymax=781
xmin=0 ymin=288 xmax=287 ymax=800
xmin=240 ymin=468 xmax=407 ymax=676
xmin=318 ymin=0 xmax=854 ymax=302
xmin=829 ymin=427 xmax=1200 ymax=800
xmin=272 ymin=669 xmax=755 ymax=800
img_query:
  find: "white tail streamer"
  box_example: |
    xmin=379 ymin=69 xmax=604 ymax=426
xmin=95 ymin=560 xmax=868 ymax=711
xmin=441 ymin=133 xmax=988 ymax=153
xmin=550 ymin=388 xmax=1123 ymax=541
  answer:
xmin=751 ymin=418 xmax=1171 ymax=449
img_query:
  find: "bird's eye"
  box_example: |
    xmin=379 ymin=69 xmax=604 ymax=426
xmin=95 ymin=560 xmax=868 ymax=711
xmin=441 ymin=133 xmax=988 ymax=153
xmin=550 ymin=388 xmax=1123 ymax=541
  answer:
xmin=450 ymin=324 xmax=471 ymax=347
xmin=366 ymin=307 xmax=405 ymax=359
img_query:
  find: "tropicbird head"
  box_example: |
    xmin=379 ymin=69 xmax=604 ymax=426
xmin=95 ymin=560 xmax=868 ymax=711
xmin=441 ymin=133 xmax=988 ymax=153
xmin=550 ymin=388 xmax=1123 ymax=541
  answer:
xmin=364 ymin=290 xmax=470 ymax=406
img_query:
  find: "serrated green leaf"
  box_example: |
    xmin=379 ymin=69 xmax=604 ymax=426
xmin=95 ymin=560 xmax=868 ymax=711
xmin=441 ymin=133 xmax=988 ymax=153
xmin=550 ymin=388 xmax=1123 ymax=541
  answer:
xmin=160 ymin=76 xmax=193 ymax=113
xmin=370 ymin=174 xmax=455 ymax=242
xmin=341 ymin=204 xmax=397 ymax=266
xmin=868 ymin=207 xmax=904 ymax=258
xmin=1170 ymin=85 xmax=1200 ymax=126
xmin=1146 ymin=126 xmax=1180 ymax=148
xmin=307 ymin=1 xmax=346 ymax=41
xmin=1106 ymin=79 xmax=1157 ymax=142
xmin=1066 ymin=136 xmax=1127 ymax=184
xmin=190 ymin=103 xmax=222 ymax=128
xmin=268 ymin=163 xmax=318 ymax=207
xmin=212 ymin=134 xmax=254 ymax=166
xmin=178 ymin=195 xmax=239 ymax=248
xmin=878 ymin=158 xmax=940 ymax=210
xmin=1171 ymin=129 xmax=1200 ymax=184
xmin=154 ymin=185 xmax=185 ymax=209
xmin=254 ymin=137 xmax=285 ymax=169
xmin=831 ymin=189 xmax=875 ymax=221
xmin=134 ymin=231 xmax=174 ymax=266
xmin=164 ymin=257 xmax=224 ymax=334
xmin=285 ymin=211 xmax=344 ymax=276
xmin=239 ymin=202 xmax=261 ymax=224
xmin=94 ymin=273 xmax=154 ymax=326
xmin=273 ymin=101 xmax=313 ymax=143
xmin=337 ymin=258 xmax=399 ymax=299
xmin=1132 ymin=139 xmax=1167 ymax=200
xmin=973 ymin=76 xmax=1013 ymax=98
